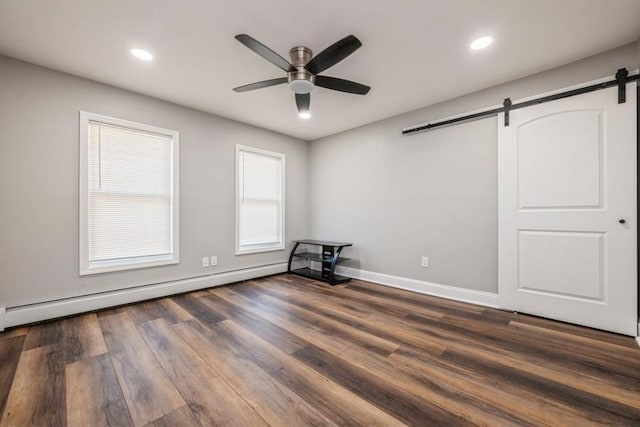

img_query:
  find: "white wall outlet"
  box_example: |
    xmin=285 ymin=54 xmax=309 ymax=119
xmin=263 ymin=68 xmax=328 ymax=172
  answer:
xmin=210 ymin=256 xmax=218 ymax=266
xmin=421 ymin=256 xmax=429 ymax=268
xmin=202 ymin=257 xmax=209 ymax=268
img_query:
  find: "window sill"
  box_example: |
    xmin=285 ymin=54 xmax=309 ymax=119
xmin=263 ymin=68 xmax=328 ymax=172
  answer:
xmin=236 ymin=245 xmax=285 ymax=256
xmin=80 ymin=255 xmax=178 ymax=276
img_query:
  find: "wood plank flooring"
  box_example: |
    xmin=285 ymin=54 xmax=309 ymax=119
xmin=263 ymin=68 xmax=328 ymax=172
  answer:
xmin=1 ymin=274 xmax=639 ymax=426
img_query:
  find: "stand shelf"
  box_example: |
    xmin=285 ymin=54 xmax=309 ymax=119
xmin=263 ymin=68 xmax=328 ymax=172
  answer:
xmin=287 ymin=239 xmax=353 ymax=285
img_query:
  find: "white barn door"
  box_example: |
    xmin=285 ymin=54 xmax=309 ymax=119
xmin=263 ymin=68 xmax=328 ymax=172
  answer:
xmin=498 ymin=82 xmax=637 ymax=336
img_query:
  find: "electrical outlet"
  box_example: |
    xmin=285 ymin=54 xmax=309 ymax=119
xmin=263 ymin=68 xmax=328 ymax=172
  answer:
xmin=421 ymin=256 xmax=429 ymax=268
xmin=202 ymin=257 xmax=209 ymax=268
xmin=210 ymin=256 xmax=218 ymax=266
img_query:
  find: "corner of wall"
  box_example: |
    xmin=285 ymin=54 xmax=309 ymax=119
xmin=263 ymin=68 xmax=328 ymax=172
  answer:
xmin=0 ymin=307 xmax=6 ymax=331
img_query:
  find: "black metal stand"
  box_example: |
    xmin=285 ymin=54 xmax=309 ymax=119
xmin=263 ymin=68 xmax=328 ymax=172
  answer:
xmin=287 ymin=239 xmax=353 ymax=285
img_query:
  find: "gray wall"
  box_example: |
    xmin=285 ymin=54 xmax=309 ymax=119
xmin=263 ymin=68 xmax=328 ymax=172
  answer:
xmin=1 ymin=41 xmax=637 ymax=307
xmin=0 ymin=55 xmax=309 ymax=308
xmin=310 ymin=42 xmax=640 ymax=293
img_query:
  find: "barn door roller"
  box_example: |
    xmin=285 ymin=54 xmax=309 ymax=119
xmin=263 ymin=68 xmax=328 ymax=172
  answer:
xmin=615 ymin=68 xmax=629 ymax=104
xmin=502 ymin=98 xmax=512 ymax=127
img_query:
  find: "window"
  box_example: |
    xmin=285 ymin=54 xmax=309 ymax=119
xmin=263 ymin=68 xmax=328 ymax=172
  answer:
xmin=236 ymin=145 xmax=285 ymax=254
xmin=79 ymin=112 xmax=179 ymax=275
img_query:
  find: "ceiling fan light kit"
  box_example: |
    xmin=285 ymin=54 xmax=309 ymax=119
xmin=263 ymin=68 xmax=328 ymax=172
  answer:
xmin=233 ymin=34 xmax=370 ymax=116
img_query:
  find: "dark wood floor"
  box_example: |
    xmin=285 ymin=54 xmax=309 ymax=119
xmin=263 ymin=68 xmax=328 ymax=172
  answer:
xmin=1 ymin=274 xmax=639 ymax=426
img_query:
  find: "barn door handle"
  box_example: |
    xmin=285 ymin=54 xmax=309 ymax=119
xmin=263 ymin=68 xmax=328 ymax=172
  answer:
xmin=619 ymin=219 xmax=626 ymax=224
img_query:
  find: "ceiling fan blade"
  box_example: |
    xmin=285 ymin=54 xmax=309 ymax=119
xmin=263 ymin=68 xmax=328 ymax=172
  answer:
xmin=296 ymin=93 xmax=310 ymax=112
xmin=315 ymin=75 xmax=370 ymax=95
xmin=305 ymin=35 xmax=362 ymax=75
xmin=235 ymin=34 xmax=293 ymax=72
xmin=233 ymin=78 xmax=287 ymax=92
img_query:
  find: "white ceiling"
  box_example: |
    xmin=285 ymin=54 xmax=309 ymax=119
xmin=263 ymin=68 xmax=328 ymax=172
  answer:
xmin=0 ymin=0 xmax=639 ymax=141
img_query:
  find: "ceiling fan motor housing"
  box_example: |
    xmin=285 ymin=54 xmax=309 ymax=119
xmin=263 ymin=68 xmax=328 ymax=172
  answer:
xmin=288 ymin=46 xmax=315 ymax=94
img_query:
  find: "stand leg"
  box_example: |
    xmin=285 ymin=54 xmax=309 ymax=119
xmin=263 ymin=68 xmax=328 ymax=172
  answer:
xmin=287 ymin=242 xmax=301 ymax=273
xmin=328 ymin=246 xmax=344 ymax=285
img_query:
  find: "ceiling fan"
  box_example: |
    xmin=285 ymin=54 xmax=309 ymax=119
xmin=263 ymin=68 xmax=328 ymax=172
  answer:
xmin=233 ymin=34 xmax=370 ymax=117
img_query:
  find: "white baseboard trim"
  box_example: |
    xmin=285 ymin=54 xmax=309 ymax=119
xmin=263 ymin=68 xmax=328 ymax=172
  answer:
xmin=335 ymin=266 xmax=499 ymax=308
xmin=636 ymin=322 xmax=640 ymax=347
xmin=5 ymin=262 xmax=287 ymax=328
xmin=0 ymin=307 xmax=6 ymax=332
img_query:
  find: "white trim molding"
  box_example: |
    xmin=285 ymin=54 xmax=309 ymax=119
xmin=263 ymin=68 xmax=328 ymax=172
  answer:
xmin=235 ymin=144 xmax=286 ymax=255
xmin=0 ymin=307 xmax=6 ymax=331
xmin=5 ymin=263 xmax=287 ymax=328
xmin=79 ymin=111 xmax=180 ymax=276
xmin=335 ymin=266 xmax=499 ymax=308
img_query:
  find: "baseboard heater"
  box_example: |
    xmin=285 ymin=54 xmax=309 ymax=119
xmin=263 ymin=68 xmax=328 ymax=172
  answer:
xmin=1 ymin=262 xmax=287 ymax=330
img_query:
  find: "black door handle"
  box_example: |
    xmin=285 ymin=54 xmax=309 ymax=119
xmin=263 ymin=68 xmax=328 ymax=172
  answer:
xmin=619 ymin=219 xmax=626 ymax=224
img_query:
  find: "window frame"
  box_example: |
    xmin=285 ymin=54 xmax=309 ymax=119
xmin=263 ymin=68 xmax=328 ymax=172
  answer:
xmin=235 ymin=144 xmax=286 ymax=255
xmin=79 ymin=111 xmax=180 ymax=275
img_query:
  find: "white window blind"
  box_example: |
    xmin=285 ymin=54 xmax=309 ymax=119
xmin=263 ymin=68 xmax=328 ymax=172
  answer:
xmin=80 ymin=112 xmax=179 ymax=274
xmin=236 ymin=145 xmax=285 ymax=254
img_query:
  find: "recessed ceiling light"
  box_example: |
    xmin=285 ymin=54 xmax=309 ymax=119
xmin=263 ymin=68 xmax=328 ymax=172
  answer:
xmin=298 ymin=112 xmax=311 ymax=119
xmin=130 ymin=48 xmax=153 ymax=61
xmin=470 ymin=36 xmax=493 ymax=51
